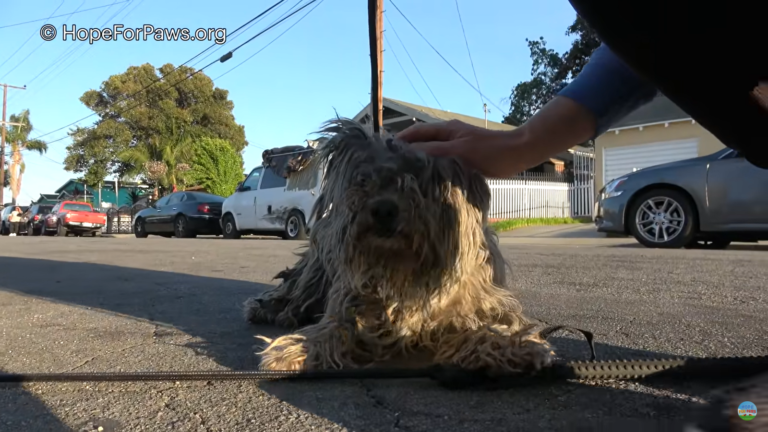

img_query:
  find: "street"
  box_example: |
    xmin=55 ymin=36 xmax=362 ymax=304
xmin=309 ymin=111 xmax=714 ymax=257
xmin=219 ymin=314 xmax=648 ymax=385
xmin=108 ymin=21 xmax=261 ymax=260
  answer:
xmin=1 ymin=226 xmax=767 ymax=431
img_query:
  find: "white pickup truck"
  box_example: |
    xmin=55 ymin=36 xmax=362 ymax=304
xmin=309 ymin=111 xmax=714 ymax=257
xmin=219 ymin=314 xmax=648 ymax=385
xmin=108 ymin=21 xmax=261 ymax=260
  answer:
xmin=220 ymin=145 xmax=324 ymax=240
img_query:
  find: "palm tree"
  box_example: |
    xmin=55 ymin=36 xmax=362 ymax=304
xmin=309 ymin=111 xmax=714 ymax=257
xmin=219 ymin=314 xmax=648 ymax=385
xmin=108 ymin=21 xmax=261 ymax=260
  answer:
xmin=118 ymin=117 xmax=196 ymax=198
xmin=4 ymin=109 xmax=47 ymax=205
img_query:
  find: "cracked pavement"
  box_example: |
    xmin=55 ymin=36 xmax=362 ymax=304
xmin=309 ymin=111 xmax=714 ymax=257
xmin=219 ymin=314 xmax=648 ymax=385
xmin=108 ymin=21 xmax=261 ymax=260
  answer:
xmin=0 ymin=228 xmax=767 ymax=431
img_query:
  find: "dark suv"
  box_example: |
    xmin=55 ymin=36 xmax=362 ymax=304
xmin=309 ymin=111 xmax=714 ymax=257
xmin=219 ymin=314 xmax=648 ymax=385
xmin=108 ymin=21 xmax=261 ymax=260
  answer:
xmin=21 ymin=204 xmax=54 ymax=236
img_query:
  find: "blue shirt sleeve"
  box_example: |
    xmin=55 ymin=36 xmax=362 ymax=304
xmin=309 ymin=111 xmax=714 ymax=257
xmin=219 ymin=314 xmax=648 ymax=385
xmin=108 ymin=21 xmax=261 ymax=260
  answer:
xmin=557 ymin=43 xmax=659 ymax=138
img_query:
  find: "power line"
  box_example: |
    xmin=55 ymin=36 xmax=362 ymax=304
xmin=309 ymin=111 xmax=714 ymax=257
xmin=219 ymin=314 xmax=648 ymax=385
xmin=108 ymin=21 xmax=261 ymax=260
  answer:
xmin=383 ymin=38 xmax=428 ymax=106
xmin=0 ymin=1 xmax=87 ymax=82
xmin=190 ymin=0 xmax=300 ymax=69
xmin=29 ymin=0 xmax=322 ymax=156
xmin=0 ymin=1 xmax=130 ymax=30
xmin=17 ymin=0 xmax=136 ymax=102
xmin=0 ymin=1 xmax=65 ymax=73
xmin=383 ymin=13 xmax=442 ymax=109
xmin=213 ymin=0 xmax=325 ymax=81
xmin=453 ymin=0 xmax=483 ymax=107
xmin=30 ymin=0 xmax=291 ymax=142
xmin=389 ymin=0 xmax=505 ymax=114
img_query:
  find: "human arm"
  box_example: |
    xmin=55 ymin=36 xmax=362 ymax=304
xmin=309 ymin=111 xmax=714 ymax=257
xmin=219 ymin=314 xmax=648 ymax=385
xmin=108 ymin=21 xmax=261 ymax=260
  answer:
xmin=397 ymin=44 xmax=659 ymax=178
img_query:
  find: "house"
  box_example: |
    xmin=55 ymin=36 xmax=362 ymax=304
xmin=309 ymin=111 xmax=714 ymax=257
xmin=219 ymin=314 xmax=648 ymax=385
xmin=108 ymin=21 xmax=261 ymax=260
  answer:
xmin=30 ymin=193 xmax=59 ymax=205
xmin=51 ymin=179 xmax=150 ymax=209
xmin=353 ymin=98 xmax=589 ymax=179
xmin=595 ymin=94 xmax=726 ymax=195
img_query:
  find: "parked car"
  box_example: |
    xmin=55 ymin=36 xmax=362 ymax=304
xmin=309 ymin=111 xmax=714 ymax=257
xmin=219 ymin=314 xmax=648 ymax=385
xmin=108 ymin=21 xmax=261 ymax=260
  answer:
xmin=0 ymin=205 xmax=29 ymax=235
xmin=42 ymin=201 xmax=107 ymax=237
xmin=132 ymin=191 xmax=224 ymax=238
xmin=20 ymin=204 xmax=54 ymax=236
xmin=594 ymin=148 xmax=768 ymax=249
xmin=221 ymin=148 xmax=321 ymax=240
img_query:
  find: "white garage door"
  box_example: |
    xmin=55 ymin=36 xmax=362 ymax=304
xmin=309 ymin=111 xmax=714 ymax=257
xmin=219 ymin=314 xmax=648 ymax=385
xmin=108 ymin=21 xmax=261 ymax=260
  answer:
xmin=603 ymin=139 xmax=699 ymax=186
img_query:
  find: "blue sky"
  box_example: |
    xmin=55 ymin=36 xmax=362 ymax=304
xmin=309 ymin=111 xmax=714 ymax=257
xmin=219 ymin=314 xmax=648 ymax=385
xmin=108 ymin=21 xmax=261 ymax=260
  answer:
xmin=0 ymin=0 xmax=578 ymax=205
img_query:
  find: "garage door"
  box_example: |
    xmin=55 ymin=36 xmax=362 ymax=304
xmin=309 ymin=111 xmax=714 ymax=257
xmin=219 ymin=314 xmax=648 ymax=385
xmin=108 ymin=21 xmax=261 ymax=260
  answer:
xmin=603 ymin=139 xmax=699 ymax=186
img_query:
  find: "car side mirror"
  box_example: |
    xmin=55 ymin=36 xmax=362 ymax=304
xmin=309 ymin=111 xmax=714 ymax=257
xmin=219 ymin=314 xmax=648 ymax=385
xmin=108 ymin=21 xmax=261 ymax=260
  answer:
xmin=238 ymin=185 xmax=251 ymax=192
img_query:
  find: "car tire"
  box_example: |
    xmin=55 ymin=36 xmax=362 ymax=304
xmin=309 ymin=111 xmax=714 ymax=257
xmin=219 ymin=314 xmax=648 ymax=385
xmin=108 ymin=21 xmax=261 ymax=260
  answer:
xmin=222 ymin=214 xmax=241 ymax=239
xmin=628 ymin=188 xmax=696 ymax=249
xmin=134 ymin=218 xmax=149 ymax=238
xmin=174 ymin=215 xmax=196 ymax=238
xmin=91 ymin=230 xmax=102 ymax=237
xmin=283 ymin=210 xmax=307 ymax=240
xmin=0 ymin=223 xmax=7 ymax=236
xmin=684 ymin=239 xmax=731 ymax=250
xmin=57 ymin=222 xmax=68 ymax=237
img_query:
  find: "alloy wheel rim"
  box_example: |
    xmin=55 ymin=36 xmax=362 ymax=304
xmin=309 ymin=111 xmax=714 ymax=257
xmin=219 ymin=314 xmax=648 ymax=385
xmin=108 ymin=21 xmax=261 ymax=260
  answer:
xmin=635 ymin=197 xmax=685 ymax=243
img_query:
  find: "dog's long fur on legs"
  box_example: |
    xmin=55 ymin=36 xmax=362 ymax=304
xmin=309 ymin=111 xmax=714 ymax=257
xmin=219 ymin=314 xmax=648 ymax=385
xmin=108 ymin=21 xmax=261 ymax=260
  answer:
xmin=244 ymin=118 xmax=555 ymax=373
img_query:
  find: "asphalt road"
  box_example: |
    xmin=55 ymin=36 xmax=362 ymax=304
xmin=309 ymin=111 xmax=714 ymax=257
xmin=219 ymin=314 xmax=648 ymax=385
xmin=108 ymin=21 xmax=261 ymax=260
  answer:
xmin=0 ymin=227 xmax=766 ymax=431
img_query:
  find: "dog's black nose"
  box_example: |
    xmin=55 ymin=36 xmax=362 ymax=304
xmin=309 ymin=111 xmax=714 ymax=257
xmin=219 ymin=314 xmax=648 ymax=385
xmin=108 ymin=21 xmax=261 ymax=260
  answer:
xmin=369 ymin=198 xmax=399 ymax=232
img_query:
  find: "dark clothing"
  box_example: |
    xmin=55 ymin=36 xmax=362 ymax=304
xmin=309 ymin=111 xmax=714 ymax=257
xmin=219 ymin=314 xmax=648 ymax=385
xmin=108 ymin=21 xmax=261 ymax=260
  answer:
xmin=10 ymin=221 xmax=20 ymax=235
xmin=565 ymin=0 xmax=768 ymax=168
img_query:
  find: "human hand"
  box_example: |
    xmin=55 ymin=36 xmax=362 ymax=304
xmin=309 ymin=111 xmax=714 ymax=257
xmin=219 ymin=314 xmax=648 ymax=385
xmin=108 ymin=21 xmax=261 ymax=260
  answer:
xmin=395 ymin=120 xmax=530 ymax=178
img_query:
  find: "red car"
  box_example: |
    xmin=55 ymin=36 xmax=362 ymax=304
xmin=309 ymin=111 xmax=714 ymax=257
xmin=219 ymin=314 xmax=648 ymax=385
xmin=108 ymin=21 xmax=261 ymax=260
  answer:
xmin=42 ymin=201 xmax=107 ymax=237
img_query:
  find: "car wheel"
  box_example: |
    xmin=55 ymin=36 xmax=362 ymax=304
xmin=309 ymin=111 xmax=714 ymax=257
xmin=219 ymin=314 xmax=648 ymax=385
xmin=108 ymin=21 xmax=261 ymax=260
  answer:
xmin=0 ymin=223 xmax=7 ymax=236
xmin=628 ymin=188 xmax=696 ymax=249
xmin=134 ymin=218 xmax=149 ymax=238
xmin=283 ymin=210 xmax=307 ymax=240
xmin=684 ymin=239 xmax=731 ymax=250
xmin=57 ymin=222 xmax=68 ymax=237
xmin=174 ymin=215 xmax=196 ymax=238
xmin=222 ymin=214 xmax=241 ymax=239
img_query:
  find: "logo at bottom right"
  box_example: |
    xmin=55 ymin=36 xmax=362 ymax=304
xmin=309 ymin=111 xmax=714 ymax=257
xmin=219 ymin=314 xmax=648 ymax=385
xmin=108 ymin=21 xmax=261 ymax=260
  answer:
xmin=738 ymin=401 xmax=757 ymax=421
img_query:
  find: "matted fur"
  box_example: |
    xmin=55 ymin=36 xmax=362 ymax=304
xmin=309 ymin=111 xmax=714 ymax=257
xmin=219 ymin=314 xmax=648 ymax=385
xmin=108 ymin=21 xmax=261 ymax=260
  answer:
xmin=244 ymin=118 xmax=555 ymax=373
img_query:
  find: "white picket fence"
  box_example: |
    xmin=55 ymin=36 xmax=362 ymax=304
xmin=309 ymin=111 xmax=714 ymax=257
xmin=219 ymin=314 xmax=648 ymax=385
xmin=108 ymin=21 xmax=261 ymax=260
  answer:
xmin=487 ymin=178 xmax=594 ymax=220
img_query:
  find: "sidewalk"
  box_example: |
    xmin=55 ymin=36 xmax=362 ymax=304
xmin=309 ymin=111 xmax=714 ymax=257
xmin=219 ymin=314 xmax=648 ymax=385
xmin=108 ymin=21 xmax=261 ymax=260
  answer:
xmin=497 ymin=224 xmax=636 ymax=247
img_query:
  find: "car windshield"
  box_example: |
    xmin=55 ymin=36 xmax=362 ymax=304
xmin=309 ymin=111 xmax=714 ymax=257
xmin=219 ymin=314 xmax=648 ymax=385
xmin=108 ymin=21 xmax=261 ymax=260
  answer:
xmin=62 ymin=203 xmax=93 ymax=212
xmin=38 ymin=206 xmax=53 ymax=214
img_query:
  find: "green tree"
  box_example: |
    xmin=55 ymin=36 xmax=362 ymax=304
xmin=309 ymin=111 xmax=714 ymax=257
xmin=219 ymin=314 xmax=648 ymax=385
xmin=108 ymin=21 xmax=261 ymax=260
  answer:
xmin=503 ymin=15 xmax=601 ymax=127
xmin=188 ymin=137 xmax=244 ymax=198
xmin=64 ymin=63 xmax=247 ymax=188
xmin=3 ymin=109 xmax=47 ymax=205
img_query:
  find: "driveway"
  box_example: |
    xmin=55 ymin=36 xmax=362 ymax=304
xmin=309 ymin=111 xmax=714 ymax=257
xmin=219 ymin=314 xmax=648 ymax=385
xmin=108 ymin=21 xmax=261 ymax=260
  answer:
xmin=0 ymin=236 xmax=766 ymax=431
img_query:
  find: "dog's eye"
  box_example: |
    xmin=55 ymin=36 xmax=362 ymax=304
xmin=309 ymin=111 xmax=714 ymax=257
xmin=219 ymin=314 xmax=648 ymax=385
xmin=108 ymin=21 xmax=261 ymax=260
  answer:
xmin=355 ymin=172 xmax=372 ymax=186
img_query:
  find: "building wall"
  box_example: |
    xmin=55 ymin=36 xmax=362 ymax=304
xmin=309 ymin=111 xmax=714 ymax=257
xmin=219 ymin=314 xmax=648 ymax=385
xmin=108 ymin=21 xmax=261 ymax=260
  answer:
xmin=594 ymin=120 xmax=726 ymax=195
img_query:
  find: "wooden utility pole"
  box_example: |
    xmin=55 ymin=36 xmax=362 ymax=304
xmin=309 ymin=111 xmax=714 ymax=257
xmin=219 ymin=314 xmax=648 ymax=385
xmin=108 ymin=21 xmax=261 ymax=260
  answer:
xmin=0 ymin=83 xmax=27 ymax=206
xmin=368 ymin=0 xmax=384 ymax=135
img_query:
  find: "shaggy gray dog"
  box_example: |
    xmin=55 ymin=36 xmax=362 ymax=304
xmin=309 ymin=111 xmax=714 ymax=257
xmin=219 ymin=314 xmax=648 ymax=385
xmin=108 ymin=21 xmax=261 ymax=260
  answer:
xmin=244 ymin=118 xmax=554 ymax=373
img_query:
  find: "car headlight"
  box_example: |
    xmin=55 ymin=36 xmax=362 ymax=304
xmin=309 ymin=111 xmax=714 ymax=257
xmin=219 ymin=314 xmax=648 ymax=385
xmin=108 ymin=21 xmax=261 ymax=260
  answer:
xmin=604 ymin=177 xmax=627 ymax=198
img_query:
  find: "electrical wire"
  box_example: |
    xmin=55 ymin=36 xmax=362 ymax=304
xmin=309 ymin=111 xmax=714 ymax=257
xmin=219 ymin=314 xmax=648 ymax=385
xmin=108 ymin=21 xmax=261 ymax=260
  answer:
xmin=17 ymin=0 xmax=137 ymax=103
xmin=213 ymin=0 xmax=324 ymax=81
xmin=0 ymin=1 xmax=87 ymax=82
xmin=383 ymin=37 xmax=428 ymax=106
xmin=29 ymin=0 xmax=292 ymax=142
xmin=26 ymin=0 xmax=322 ymax=160
xmin=453 ymin=0 xmax=484 ymax=108
xmin=389 ymin=0 xmax=505 ymax=114
xmin=0 ymin=1 xmax=130 ymax=30
xmin=190 ymin=0 xmax=301 ymax=70
xmin=0 ymin=1 xmax=65 ymax=73
xmin=383 ymin=13 xmax=442 ymax=109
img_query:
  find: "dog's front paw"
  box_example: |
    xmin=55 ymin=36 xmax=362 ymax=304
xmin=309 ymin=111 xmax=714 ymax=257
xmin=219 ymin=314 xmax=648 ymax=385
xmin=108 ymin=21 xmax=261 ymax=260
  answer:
xmin=244 ymin=297 xmax=276 ymax=325
xmin=257 ymin=334 xmax=308 ymax=371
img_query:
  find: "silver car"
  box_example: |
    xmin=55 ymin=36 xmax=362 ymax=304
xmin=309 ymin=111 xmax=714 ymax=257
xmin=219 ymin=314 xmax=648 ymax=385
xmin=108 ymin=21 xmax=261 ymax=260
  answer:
xmin=594 ymin=148 xmax=768 ymax=249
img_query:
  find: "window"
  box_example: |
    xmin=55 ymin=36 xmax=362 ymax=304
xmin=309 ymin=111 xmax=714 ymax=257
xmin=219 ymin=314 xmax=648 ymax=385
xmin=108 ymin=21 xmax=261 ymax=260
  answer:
xmin=62 ymin=203 xmax=93 ymax=212
xmin=38 ymin=206 xmax=53 ymax=215
xmin=188 ymin=192 xmax=225 ymax=202
xmin=242 ymin=167 xmax=263 ymax=190
xmin=167 ymin=193 xmax=184 ymax=205
xmin=154 ymin=196 xmax=171 ymax=207
xmin=259 ymin=167 xmax=287 ymax=189
xmin=51 ymin=204 xmax=60 ymax=213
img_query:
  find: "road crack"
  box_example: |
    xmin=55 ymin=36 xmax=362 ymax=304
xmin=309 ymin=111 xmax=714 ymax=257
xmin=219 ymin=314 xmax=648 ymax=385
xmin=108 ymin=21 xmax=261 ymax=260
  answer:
xmin=358 ymin=380 xmax=406 ymax=431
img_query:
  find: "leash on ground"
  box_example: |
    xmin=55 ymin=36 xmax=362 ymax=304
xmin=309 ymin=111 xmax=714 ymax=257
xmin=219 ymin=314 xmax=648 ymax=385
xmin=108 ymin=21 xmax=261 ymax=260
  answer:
xmin=2 ymin=325 xmax=766 ymax=388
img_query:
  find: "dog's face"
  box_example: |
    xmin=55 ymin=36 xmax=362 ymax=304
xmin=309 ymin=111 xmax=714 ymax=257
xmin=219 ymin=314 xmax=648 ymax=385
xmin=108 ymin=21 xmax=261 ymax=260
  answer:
xmin=316 ymin=121 xmax=491 ymax=282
